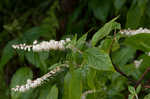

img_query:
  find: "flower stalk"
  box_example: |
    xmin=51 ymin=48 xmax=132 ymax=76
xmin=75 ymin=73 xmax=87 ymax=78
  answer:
xmin=12 ymin=65 xmax=68 ymax=92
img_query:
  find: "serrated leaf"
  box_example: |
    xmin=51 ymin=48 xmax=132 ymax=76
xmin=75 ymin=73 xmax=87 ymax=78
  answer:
xmin=112 ymin=46 xmax=136 ymax=66
xmin=83 ymin=48 xmax=114 ymax=71
xmin=124 ymin=33 xmax=150 ymax=52
xmin=10 ymin=67 xmax=33 ymax=99
xmin=63 ymin=69 xmax=82 ymax=99
xmin=120 ymin=64 xmax=141 ymax=80
xmin=0 ymin=39 xmax=18 ymax=71
xmin=99 ymin=38 xmax=120 ymax=53
xmin=91 ymin=17 xmax=120 ymax=46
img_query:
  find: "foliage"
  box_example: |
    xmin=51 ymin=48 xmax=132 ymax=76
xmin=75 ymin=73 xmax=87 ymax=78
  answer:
xmin=1 ymin=0 xmax=150 ymax=99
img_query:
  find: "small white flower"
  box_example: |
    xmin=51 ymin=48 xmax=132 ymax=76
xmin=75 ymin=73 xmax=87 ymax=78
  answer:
xmin=50 ymin=71 xmax=55 ymax=74
xmin=30 ymin=82 xmax=37 ymax=88
xmin=25 ymin=84 xmax=30 ymax=90
xmin=20 ymin=86 xmax=26 ymax=92
xmin=60 ymin=40 xmax=65 ymax=44
xmin=66 ymin=38 xmax=71 ymax=42
xmin=134 ymin=59 xmax=143 ymax=68
xmin=20 ymin=46 xmax=24 ymax=50
xmin=12 ymin=39 xmax=71 ymax=52
xmin=27 ymin=47 xmax=31 ymax=51
xmin=12 ymin=45 xmax=17 ymax=49
xmin=27 ymin=79 xmax=32 ymax=84
xmin=33 ymin=40 xmax=38 ymax=44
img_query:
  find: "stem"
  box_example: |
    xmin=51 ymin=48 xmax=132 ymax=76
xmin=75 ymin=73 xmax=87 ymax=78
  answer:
xmin=135 ymin=67 xmax=150 ymax=89
xmin=135 ymin=94 xmax=139 ymax=99
xmin=110 ymin=29 xmax=134 ymax=83
xmin=110 ymin=59 xmax=134 ymax=82
xmin=69 ymin=45 xmax=83 ymax=54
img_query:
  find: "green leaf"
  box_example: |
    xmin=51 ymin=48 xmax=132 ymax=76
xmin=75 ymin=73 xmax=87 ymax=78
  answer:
xmin=136 ymin=84 xmax=141 ymax=94
xmin=25 ymin=52 xmax=40 ymax=67
xmin=139 ymin=55 xmax=150 ymax=72
xmin=25 ymin=52 xmax=47 ymax=73
xmin=10 ymin=67 xmax=33 ymax=99
xmin=83 ymin=48 xmax=114 ymax=71
xmin=112 ymin=46 xmax=136 ymax=66
xmin=124 ymin=33 xmax=150 ymax=52
xmin=63 ymin=69 xmax=82 ymax=99
xmin=144 ymin=93 xmax=150 ymax=99
xmin=76 ymin=33 xmax=87 ymax=49
xmin=69 ymin=34 xmax=77 ymax=46
xmin=87 ymin=68 xmax=96 ymax=89
xmin=128 ymin=94 xmax=134 ymax=99
xmin=0 ymin=71 xmax=9 ymax=99
xmin=125 ymin=0 xmax=148 ymax=28
xmin=47 ymin=85 xmax=58 ymax=99
xmin=128 ymin=86 xmax=136 ymax=94
xmin=120 ymin=64 xmax=141 ymax=80
xmin=39 ymin=51 xmax=49 ymax=61
xmin=0 ymin=39 xmax=18 ymax=71
xmin=38 ymin=84 xmax=52 ymax=99
xmin=38 ymin=84 xmax=58 ymax=99
xmin=99 ymin=38 xmax=120 ymax=53
xmin=114 ymin=0 xmax=126 ymax=11
xmin=109 ymin=73 xmax=126 ymax=95
xmin=91 ymin=17 xmax=120 ymax=46
xmin=22 ymin=26 xmax=51 ymax=43
xmin=88 ymin=0 xmax=111 ymax=21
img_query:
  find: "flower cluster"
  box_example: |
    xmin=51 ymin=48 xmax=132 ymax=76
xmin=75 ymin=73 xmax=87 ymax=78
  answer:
xmin=134 ymin=59 xmax=143 ymax=68
xmin=120 ymin=28 xmax=150 ymax=35
xmin=12 ymin=67 xmax=61 ymax=92
xmin=12 ymin=38 xmax=71 ymax=52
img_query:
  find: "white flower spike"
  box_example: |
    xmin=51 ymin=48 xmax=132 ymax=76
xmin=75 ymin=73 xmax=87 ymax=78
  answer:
xmin=120 ymin=28 xmax=150 ymax=36
xmin=12 ymin=38 xmax=71 ymax=52
xmin=11 ymin=66 xmax=61 ymax=92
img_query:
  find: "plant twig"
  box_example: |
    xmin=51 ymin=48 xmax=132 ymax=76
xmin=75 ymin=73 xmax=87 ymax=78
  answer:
xmin=110 ymin=29 xmax=134 ymax=83
xmin=135 ymin=67 xmax=150 ymax=89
